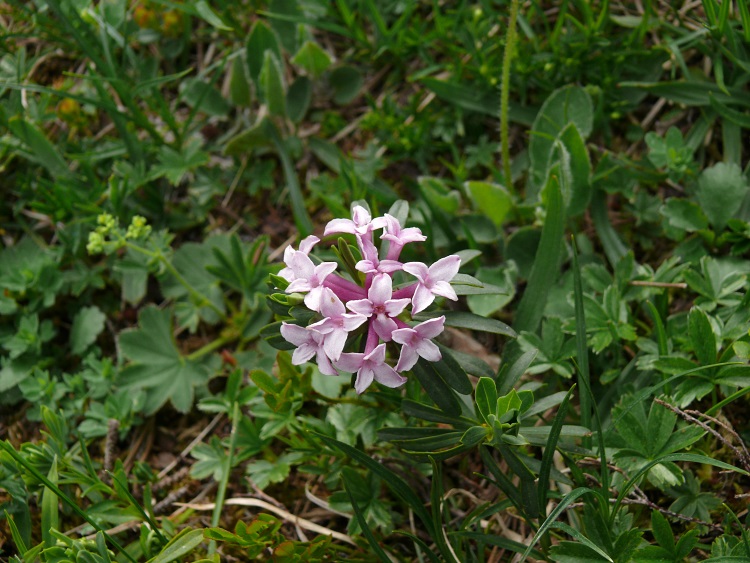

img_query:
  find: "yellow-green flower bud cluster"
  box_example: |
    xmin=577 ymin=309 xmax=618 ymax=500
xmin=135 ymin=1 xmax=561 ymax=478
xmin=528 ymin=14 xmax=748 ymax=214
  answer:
xmin=87 ymin=213 xmax=152 ymax=255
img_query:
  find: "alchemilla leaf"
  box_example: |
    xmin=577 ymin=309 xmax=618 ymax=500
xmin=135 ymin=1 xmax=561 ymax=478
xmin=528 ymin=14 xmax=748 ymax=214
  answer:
xmin=118 ymin=306 xmax=210 ymax=415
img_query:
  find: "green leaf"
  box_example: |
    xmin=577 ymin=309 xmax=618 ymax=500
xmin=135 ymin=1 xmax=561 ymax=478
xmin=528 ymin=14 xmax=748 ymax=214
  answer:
xmin=317 ymin=433 xmax=435 ymax=538
xmin=147 ymin=528 xmax=204 ymax=563
xmin=558 ymin=123 xmax=592 ymax=216
xmin=152 ymin=139 xmax=209 ymax=186
xmin=696 ymin=161 xmax=748 ymax=230
xmin=181 ymin=78 xmax=231 ymax=117
xmin=291 ymin=40 xmax=332 ymax=78
xmin=661 ymin=198 xmax=708 ymax=232
xmin=224 ymin=118 xmax=273 ymax=156
xmin=330 ymin=66 xmax=363 ymax=104
xmin=688 ymin=307 xmax=716 ymax=366
xmin=8 ymin=116 xmax=71 ymax=179
xmin=417 ymin=310 xmax=515 ymax=337
xmin=118 ymin=306 xmax=210 ymax=415
xmin=245 ymin=21 xmax=281 ymax=84
xmin=245 ymin=457 xmax=292 ymax=490
xmin=259 ymin=51 xmax=287 ymax=117
xmin=342 ymin=473 xmax=391 ymax=563
xmin=287 ymin=76 xmax=311 ymax=123
xmin=475 ymin=377 xmax=497 ymax=423
xmin=41 ymin=457 xmax=58 ymax=549
xmin=70 ymin=305 xmax=106 ymax=355
xmin=412 ymin=359 xmax=462 ymax=417
xmin=194 ymin=0 xmax=231 ymax=30
xmin=228 ymin=54 xmax=252 ymax=107
xmin=465 ymin=181 xmax=514 ymax=226
xmin=650 ymin=510 xmax=675 ymax=552
xmin=528 ymin=86 xmax=593 ymax=199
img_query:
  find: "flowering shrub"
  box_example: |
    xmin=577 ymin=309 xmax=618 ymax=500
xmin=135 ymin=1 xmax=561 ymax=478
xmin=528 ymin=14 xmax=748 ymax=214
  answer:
xmin=275 ymin=205 xmax=461 ymax=393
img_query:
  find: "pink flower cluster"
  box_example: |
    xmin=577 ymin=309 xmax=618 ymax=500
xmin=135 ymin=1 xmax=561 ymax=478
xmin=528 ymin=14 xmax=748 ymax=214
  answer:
xmin=278 ymin=206 xmax=461 ymax=393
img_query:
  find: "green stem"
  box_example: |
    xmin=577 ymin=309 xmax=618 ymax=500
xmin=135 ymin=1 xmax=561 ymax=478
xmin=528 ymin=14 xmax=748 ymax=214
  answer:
xmin=208 ymin=402 xmax=241 ymax=555
xmin=123 ymin=240 xmax=227 ymax=320
xmin=186 ymin=335 xmax=236 ymax=362
xmin=500 ymin=0 xmax=520 ymax=191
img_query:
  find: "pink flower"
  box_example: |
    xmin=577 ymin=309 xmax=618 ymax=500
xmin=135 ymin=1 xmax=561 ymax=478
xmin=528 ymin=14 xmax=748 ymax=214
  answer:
xmin=280 ymin=323 xmax=337 ymax=376
xmin=382 ymin=214 xmax=426 ymax=261
xmin=335 ymin=343 xmax=406 ymax=394
xmin=279 ymin=235 xmax=320 ymax=283
xmin=308 ymin=288 xmax=367 ymax=361
xmin=392 ymin=317 xmax=445 ymax=372
xmin=324 ymin=205 xmax=387 ymax=239
xmin=401 ymin=255 xmax=461 ymax=314
xmin=285 ymin=252 xmax=338 ymax=312
xmin=355 ymin=236 xmax=402 ymax=275
xmin=347 ymin=274 xmax=410 ymax=341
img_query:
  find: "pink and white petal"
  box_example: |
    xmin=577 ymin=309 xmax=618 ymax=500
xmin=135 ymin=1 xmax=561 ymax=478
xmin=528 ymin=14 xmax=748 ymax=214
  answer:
xmin=316 ymin=350 xmax=339 ymax=376
xmin=414 ymin=316 xmax=446 ymax=339
xmin=314 ymin=261 xmax=339 ymax=281
xmin=280 ymin=323 xmax=312 ymax=346
xmin=299 ymin=235 xmax=320 ymax=254
xmin=373 ymin=315 xmax=397 ymax=341
xmin=365 ymin=343 xmax=388 ymax=364
xmin=395 ymin=345 xmax=419 ymax=372
xmin=355 ymin=260 xmax=377 ymax=273
xmin=369 ymin=216 xmax=388 ymax=231
xmin=304 ymin=287 xmax=325 ymax=312
xmin=372 ymin=363 xmax=407 ymax=388
xmin=415 ymin=339 xmax=441 ymax=362
xmin=318 ymin=288 xmax=345 ymax=318
xmin=354 ymin=367 xmax=375 ymax=394
xmin=369 ymin=274 xmax=393 ymax=305
xmin=400 ymin=227 xmax=426 ymax=243
xmin=377 ymin=260 xmax=403 ymax=273
xmin=292 ymin=344 xmax=317 ymax=365
xmin=391 ymin=327 xmax=416 ymax=346
xmin=323 ymin=330 xmax=348 ymax=361
xmin=351 ymin=205 xmax=372 ymax=225
xmin=430 ymin=280 xmax=458 ymax=301
xmin=410 ymin=284 xmax=435 ymax=315
xmin=341 ymin=313 xmax=368 ymax=332
xmin=286 ymin=278 xmax=312 ymax=294
xmin=358 ymin=236 xmax=379 ymax=263
xmin=290 ymin=252 xmax=316 ymax=278
xmin=346 ymin=298 xmax=374 ymax=317
xmin=384 ymin=297 xmax=410 ymax=317
xmin=335 ymin=352 xmax=365 ymax=373
xmin=278 ymin=266 xmax=294 ymax=282
xmin=324 ymin=218 xmax=357 ymax=236
xmin=428 ymin=255 xmax=461 ymax=282
xmin=402 ymin=261 xmax=429 ymax=281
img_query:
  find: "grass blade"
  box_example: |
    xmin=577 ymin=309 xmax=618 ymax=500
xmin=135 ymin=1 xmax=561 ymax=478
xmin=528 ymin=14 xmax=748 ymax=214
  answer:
xmin=571 ymin=238 xmax=591 ymax=445
xmin=537 ymin=386 xmax=575 ymax=515
xmin=0 ymin=441 xmax=138 ymax=563
xmin=317 ymin=433 xmax=435 ymax=537
xmin=41 ymin=457 xmax=59 ymax=548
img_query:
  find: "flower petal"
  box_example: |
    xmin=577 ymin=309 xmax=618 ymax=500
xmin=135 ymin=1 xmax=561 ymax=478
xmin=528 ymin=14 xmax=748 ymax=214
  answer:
xmin=373 ymin=315 xmax=397 ymax=341
xmin=335 ymin=352 xmax=365 ymax=373
xmin=324 ymin=218 xmax=357 ymax=236
xmin=354 ymin=367 xmax=375 ymax=394
xmin=430 ymin=280 xmax=458 ymax=301
xmin=316 ymin=350 xmax=339 ymax=376
xmin=384 ymin=297 xmax=410 ymax=317
xmin=318 ymin=287 xmax=345 ymax=318
xmin=369 ymin=274 xmax=393 ymax=305
xmin=428 ymin=255 xmax=461 ymax=282
xmin=372 ymin=363 xmax=407 ymax=388
xmin=395 ymin=345 xmax=419 ymax=372
xmin=280 ymin=323 xmax=311 ymax=346
xmin=415 ymin=339 xmax=441 ymax=362
xmin=298 ymin=235 xmax=319 ymax=254
xmin=292 ymin=343 xmax=317 ymax=364
xmin=410 ymin=284 xmax=435 ymax=315
xmin=391 ymin=327 xmax=416 ymax=346
xmin=346 ymin=298 xmax=374 ymax=317
xmin=402 ymin=261 xmax=429 ymax=282
xmin=414 ymin=316 xmax=446 ymax=339
xmin=323 ymin=329 xmax=348 ymax=361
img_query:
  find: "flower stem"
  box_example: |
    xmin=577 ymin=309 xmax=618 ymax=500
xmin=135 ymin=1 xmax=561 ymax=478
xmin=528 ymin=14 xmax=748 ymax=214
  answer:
xmin=500 ymin=0 xmax=520 ymax=191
